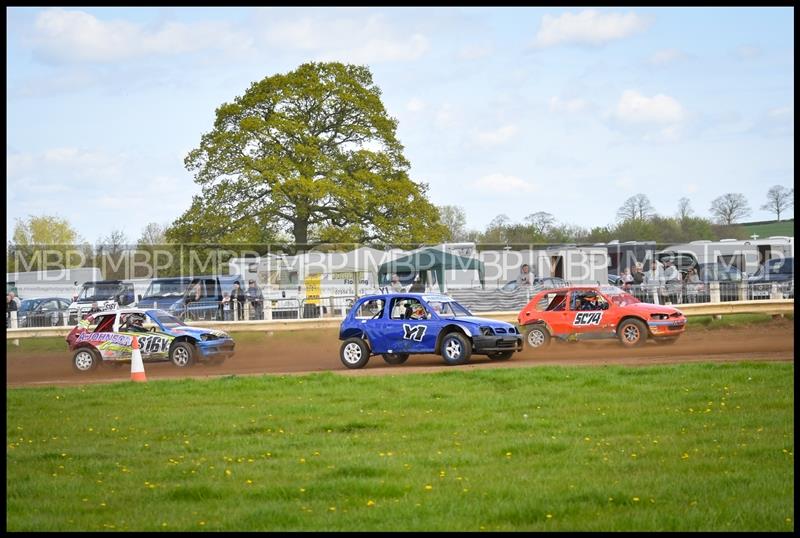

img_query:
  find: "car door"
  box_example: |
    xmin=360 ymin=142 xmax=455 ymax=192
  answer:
xmin=370 ymin=297 xmax=438 ymax=354
xmin=89 ymin=313 xmax=132 ymax=361
xmin=568 ymin=291 xmax=610 ymax=338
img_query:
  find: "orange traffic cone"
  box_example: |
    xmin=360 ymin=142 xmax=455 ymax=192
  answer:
xmin=130 ymin=336 xmax=147 ymax=382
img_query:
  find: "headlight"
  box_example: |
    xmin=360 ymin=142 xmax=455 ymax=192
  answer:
xmin=201 ymin=333 xmax=219 ymax=341
xmin=480 ymin=326 xmax=494 ymax=336
xmin=650 ymin=313 xmax=669 ymax=320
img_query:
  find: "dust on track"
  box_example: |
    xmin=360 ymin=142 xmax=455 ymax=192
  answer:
xmin=6 ymin=321 xmax=794 ymax=388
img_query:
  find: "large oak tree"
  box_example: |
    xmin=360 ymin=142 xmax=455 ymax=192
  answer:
xmin=170 ymin=62 xmax=446 ymax=246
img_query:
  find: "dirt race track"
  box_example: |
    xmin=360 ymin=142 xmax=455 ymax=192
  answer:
xmin=6 ymin=321 xmax=795 ymax=388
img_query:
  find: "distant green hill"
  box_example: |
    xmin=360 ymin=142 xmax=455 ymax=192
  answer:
xmin=738 ymin=219 xmax=794 ymax=238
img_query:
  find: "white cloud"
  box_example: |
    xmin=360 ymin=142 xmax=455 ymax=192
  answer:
xmin=263 ymin=15 xmax=429 ymax=63
xmin=614 ymin=90 xmax=686 ymax=125
xmin=29 ymin=8 xmax=252 ymax=63
xmin=434 ymin=103 xmax=461 ymax=129
xmin=472 ymin=124 xmax=518 ymax=146
xmin=457 ymin=43 xmax=493 ymax=61
xmin=647 ymin=48 xmax=687 ymax=66
xmin=549 ymin=96 xmax=590 ymax=113
xmin=532 ymin=10 xmax=650 ymax=48
xmin=471 ymin=173 xmax=538 ymax=194
xmin=406 ymin=98 xmax=427 ymax=112
xmin=735 ymin=44 xmax=762 ymax=61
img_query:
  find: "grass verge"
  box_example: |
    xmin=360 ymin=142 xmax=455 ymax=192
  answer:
xmin=6 ymin=362 xmax=794 ymax=531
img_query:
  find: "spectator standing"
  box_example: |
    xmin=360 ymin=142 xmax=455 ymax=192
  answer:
xmin=389 ymin=274 xmax=404 ymax=293
xmin=663 ymin=261 xmax=682 ymax=304
xmin=7 ymin=293 xmax=18 ymax=328
xmin=246 ymin=280 xmax=264 ymax=320
xmin=516 ymin=264 xmax=533 ymax=287
xmin=230 ymin=281 xmax=245 ymax=320
xmin=220 ymin=292 xmax=232 ymax=321
xmin=409 ymin=277 xmax=425 ymax=293
xmin=9 ymin=291 xmax=21 ymax=309
xmin=643 ymin=263 xmax=665 ymax=304
xmin=620 ymin=268 xmax=634 ymax=291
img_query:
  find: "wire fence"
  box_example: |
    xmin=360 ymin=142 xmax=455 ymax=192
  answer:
xmin=6 ymin=281 xmax=793 ymax=329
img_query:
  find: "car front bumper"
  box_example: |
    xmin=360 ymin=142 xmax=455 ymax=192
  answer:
xmin=195 ymin=339 xmax=236 ymax=359
xmin=647 ymin=319 xmax=686 ymax=337
xmin=472 ymin=335 xmax=523 ymax=353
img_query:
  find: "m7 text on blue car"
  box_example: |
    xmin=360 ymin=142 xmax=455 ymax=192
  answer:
xmin=338 ymin=293 xmax=523 ymax=369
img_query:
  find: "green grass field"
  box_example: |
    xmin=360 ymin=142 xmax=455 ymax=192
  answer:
xmin=6 ymin=362 xmax=794 ymax=531
xmin=739 ymin=219 xmax=794 ymax=238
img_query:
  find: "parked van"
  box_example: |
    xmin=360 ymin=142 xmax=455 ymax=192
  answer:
xmin=67 ymin=280 xmax=136 ymax=324
xmin=135 ymin=276 xmax=195 ymax=310
xmin=164 ymin=275 xmax=243 ymax=321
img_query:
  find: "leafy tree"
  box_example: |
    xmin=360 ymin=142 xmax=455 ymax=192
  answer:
xmin=760 ymin=185 xmax=793 ymax=221
xmin=524 ymin=211 xmax=555 ymax=236
xmin=616 ymin=194 xmax=655 ymax=221
xmin=7 ymin=215 xmax=84 ymax=273
xmin=138 ymin=223 xmax=167 ymax=246
xmin=438 ymin=205 xmax=468 ymax=242
xmin=709 ymin=193 xmax=751 ymax=225
xmin=676 ymin=197 xmax=693 ymax=220
xmin=175 ymin=61 xmax=446 ymax=247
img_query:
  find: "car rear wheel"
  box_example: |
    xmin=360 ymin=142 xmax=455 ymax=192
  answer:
xmin=72 ymin=349 xmax=100 ymax=373
xmin=382 ymin=353 xmax=409 ymax=365
xmin=440 ymin=333 xmax=471 ymax=365
xmin=618 ymin=319 xmax=648 ymax=347
xmin=340 ymin=337 xmax=370 ymax=369
xmin=524 ymin=325 xmax=551 ymax=350
xmin=488 ymin=351 xmax=514 ymax=361
xmin=170 ymin=342 xmax=196 ymax=368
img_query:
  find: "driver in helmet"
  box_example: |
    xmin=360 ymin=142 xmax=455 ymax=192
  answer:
xmin=124 ymin=313 xmax=148 ymax=332
xmin=579 ymin=293 xmax=600 ymax=310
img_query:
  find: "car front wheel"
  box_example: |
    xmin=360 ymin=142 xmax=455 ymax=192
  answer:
xmin=524 ymin=325 xmax=551 ymax=350
xmin=440 ymin=333 xmax=471 ymax=365
xmin=618 ymin=319 xmax=648 ymax=347
xmin=72 ymin=349 xmax=100 ymax=373
xmin=170 ymin=342 xmax=196 ymax=368
xmin=340 ymin=338 xmax=370 ymax=369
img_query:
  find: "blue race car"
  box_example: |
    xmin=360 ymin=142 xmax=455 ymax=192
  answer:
xmin=338 ymin=293 xmax=523 ymax=369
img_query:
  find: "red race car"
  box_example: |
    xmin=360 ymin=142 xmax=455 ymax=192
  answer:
xmin=517 ymin=285 xmax=686 ymax=349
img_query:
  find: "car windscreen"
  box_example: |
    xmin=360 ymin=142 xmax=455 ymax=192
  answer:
xmin=426 ymin=300 xmax=472 ymax=318
xmin=18 ymin=299 xmax=40 ymax=312
xmin=754 ymin=258 xmax=794 ymax=277
xmin=78 ymin=284 xmax=120 ymax=301
xmin=152 ymin=313 xmax=186 ymax=328
xmin=143 ymin=280 xmax=191 ymax=299
xmin=599 ymin=286 xmax=641 ymax=305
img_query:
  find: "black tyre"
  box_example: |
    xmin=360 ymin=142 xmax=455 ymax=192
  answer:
xmin=170 ymin=342 xmax=196 ymax=368
xmin=382 ymin=353 xmax=409 ymax=365
xmin=488 ymin=350 xmax=514 ymax=361
xmin=524 ymin=325 xmax=551 ymax=350
xmin=340 ymin=337 xmax=370 ymax=369
xmin=440 ymin=332 xmax=471 ymax=365
xmin=655 ymin=336 xmax=680 ymax=345
xmin=72 ymin=348 xmax=100 ymax=373
xmin=618 ymin=319 xmax=648 ymax=348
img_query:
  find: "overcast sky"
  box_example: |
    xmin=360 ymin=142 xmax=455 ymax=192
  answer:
xmin=6 ymin=7 xmax=794 ymax=244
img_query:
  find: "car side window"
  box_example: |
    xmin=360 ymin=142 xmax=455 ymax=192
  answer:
xmin=390 ymin=298 xmax=408 ymax=320
xmin=92 ymin=314 xmax=115 ymax=333
xmin=355 ymin=299 xmax=385 ymax=319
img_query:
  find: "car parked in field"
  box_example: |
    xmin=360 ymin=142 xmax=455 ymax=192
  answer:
xmin=338 ymin=293 xmax=523 ymax=369
xmin=517 ymin=285 xmax=686 ymax=349
xmin=748 ymin=257 xmax=794 ymax=299
xmin=15 ymin=297 xmax=72 ymax=327
xmin=500 ymin=277 xmax=568 ymax=292
xmin=65 ymin=308 xmax=235 ymax=372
